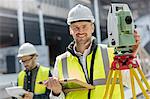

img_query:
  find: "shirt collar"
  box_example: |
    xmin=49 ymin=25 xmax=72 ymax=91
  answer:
xmin=73 ymin=37 xmax=94 ymax=57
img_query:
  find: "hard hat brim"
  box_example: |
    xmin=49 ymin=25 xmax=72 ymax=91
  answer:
xmin=67 ymin=18 xmax=95 ymax=25
xmin=17 ymin=53 xmax=38 ymax=58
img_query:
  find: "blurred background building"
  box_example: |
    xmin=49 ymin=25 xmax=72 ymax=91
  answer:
xmin=0 ymin=0 xmax=93 ymax=74
xmin=0 ymin=0 xmax=149 ymax=98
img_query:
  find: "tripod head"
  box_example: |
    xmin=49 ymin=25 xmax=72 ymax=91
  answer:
xmin=107 ymin=3 xmax=135 ymax=55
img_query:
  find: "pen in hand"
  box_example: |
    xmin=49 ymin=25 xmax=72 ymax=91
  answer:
xmin=37 ymin=81 xmax=44 ymax=84
xmin=37 ymin=77 xmax=63 ymax=95
xmin=37 ymin=80 xmax=47 ymax=85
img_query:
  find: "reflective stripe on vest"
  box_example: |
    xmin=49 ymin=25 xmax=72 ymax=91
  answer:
xmin=61 ymin=45 xmax=110 ymax=85
xmin=93 ymin=45 xmax=109 ymax=85
xmin=18 ymin=66 xmax=49 ymax=94
xmin=62 ymin=56 xmax=69 ymax=80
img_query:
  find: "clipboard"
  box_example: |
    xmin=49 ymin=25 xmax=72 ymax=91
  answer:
xmin=59 ymin=78 xmax=95 ymax=93
xmin=5 ymin=86 xmax=27 ymax=98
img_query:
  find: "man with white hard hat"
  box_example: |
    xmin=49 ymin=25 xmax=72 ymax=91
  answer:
xmin=17 ymin=42 xmax=52 ymax=99
xmin=47 ymin=4 xmax=140 ymax=99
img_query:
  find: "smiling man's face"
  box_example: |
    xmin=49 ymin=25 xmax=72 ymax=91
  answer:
xmin=69 ymin=21 xmax=94 ymax=44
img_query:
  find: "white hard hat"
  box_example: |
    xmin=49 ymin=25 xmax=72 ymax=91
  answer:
xmin=17 ymin=43 xmax=38 ymax=57
xmin=67 ymin=4 xmax=95 ymax=25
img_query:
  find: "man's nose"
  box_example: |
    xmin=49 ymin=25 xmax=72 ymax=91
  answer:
xmin=22 ymin=61 xmax=28 ymax=65
xmin=78 ymin=27 xmax=84 ymax=33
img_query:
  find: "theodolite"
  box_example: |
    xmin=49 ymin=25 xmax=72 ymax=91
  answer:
xmin=107 ymin=3 xmax=135 ymax=54
xmin=104 ymin=3 xmax=150 ymax=99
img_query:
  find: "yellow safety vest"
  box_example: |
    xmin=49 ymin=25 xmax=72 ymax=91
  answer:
xmin=57 ymin=44 xmax=121 ymax=99
xmin=18 ymin=66 xmax=50 ymax=94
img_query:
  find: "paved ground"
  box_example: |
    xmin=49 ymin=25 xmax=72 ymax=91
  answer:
xmin=0 ymin=73 xmax=17 ymax=99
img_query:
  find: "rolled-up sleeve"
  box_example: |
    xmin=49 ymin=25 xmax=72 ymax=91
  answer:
xmin=49 ymin=58 xmax=65 ymax=99
xmin=49 ymin=91 xmax=65 ymax=99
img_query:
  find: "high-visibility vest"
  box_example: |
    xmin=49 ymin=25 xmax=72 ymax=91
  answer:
xmin=57 ymin=44 xmax=121 ymax=99
xmin=18 ymin=66 xmax=50 ymax=94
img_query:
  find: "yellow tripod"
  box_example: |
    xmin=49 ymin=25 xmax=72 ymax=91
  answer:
xmin=103 ymin=55 xmax=150 ymax=99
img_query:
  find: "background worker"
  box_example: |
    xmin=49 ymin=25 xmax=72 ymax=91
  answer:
xmin=17 ymin=42 xmax=51 ymax=99
xmin=47 ymin=4 xmax=140 ymax=99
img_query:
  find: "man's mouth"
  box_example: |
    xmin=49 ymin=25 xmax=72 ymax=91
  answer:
xmin=76 ymin=33 xmax=86 ymax=38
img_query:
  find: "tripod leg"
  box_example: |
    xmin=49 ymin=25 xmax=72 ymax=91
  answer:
xmin=131 ymin=68 xmax=149 ymax=98
xmin=103 ymin=69 xmax=113 ymax=99
xmin=109 ymin=70 xmax=118 ymax=99
xmin=137 ymin=67 xmax=150 ymax=92
xmin=130 ymin=69 xmax=136 ymax=99
xmin=118 ymin=70 xmax=124 ymax=99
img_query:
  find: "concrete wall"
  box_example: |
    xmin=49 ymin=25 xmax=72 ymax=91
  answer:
xmin=0 ymin=45 xmax=50 ymax=73
xmin=0 ymin=0 xmax=69 ymax=18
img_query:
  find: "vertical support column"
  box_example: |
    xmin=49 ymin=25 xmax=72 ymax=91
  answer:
xmin=17 ymin=0 xmax=25 ymax=45
xmin=94 ymin=0 xmax=101 ymax=44
xmin=38 ymin=4 xmax=45 ymax=45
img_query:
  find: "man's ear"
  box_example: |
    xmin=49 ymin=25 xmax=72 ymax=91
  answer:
xmin=69 ymin=26 xmax=73 ymax=35
xmin=91 ymin=23 xmax=95 ymax=34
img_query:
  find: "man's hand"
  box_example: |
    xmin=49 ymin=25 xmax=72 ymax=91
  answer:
xmin=44 ymin=77 xmax=62 ymax=96
xmin=22 ymin=92 xmax=33 ymax=99
xmin=132 ymin=30 xmax=141 ymax=57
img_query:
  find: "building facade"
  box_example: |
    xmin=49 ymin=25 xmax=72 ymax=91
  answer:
xmin=0 ymin=0 xmax=92 ymax=73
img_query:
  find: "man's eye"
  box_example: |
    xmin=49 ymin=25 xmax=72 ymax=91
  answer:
xmin=73 ymin=27 xmax=78 ymax=30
